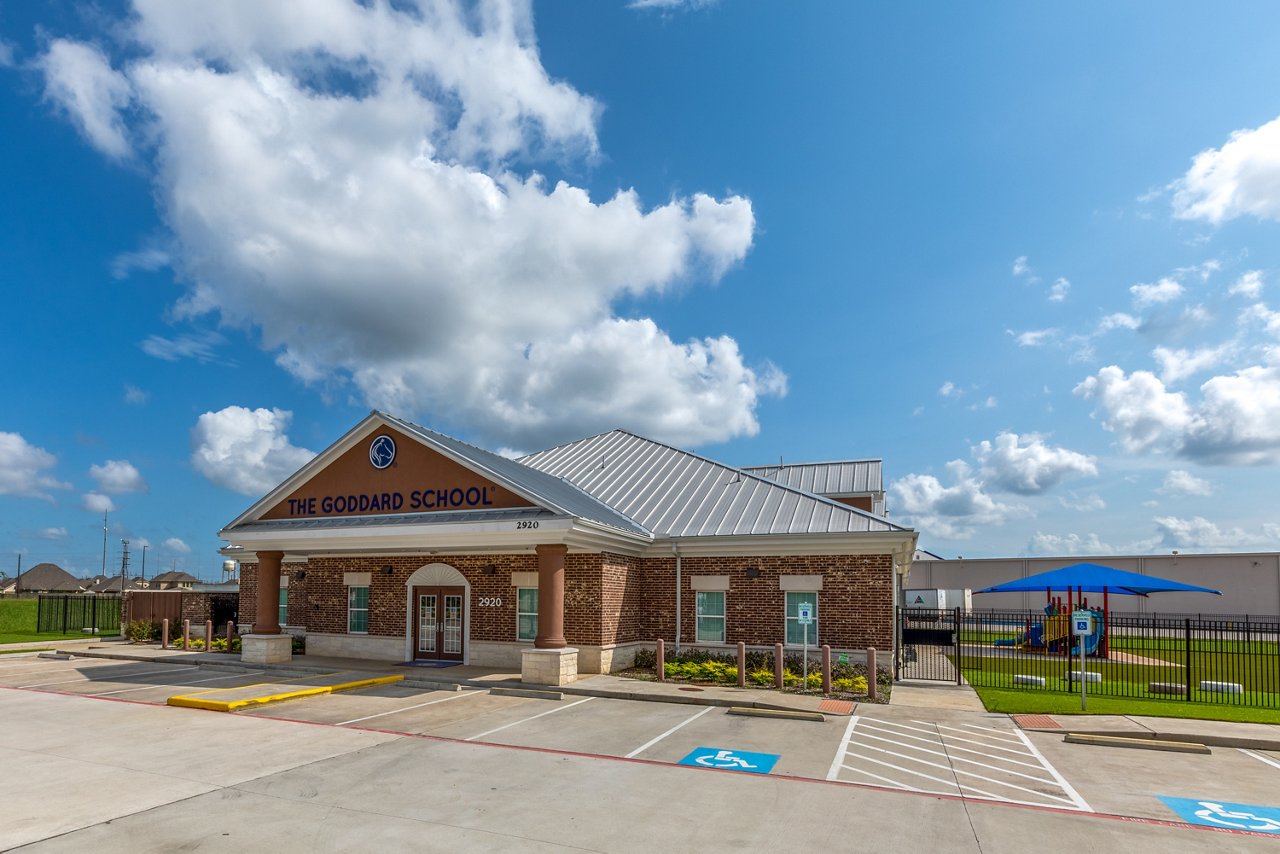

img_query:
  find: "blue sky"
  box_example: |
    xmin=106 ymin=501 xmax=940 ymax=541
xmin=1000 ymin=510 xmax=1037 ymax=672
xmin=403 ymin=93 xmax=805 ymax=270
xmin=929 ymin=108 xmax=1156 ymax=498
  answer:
xmin=5 ymin=1 xmax=1280 ymax=578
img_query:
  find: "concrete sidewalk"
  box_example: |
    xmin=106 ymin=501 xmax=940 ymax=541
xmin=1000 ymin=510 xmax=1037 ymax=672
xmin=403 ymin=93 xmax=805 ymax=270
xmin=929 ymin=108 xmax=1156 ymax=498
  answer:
xmin=23 ymin=639 xmax=1280 ymax=749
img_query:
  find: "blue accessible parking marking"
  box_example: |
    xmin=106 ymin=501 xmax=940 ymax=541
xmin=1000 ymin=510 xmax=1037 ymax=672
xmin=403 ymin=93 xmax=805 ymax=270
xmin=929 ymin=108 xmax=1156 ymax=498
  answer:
xmin=679 ymin=747 xmax=779 ymax=774
xmin=1158 ymin=796 xmax=1280 ymax=833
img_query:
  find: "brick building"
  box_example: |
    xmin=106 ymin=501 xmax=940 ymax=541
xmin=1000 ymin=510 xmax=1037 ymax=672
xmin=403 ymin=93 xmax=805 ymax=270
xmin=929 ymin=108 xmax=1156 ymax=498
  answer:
xmin=220 ymin=411 xmax=916 ymax=683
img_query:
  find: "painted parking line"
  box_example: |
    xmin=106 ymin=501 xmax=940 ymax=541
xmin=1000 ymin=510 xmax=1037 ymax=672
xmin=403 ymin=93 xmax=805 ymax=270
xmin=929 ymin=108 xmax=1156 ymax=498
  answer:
xmin=90 ymin=670 xmax=266 ymax=696
xmin=337 ymin=689 xmax=483 ymax=726
xmin=19 ymin=664 xmax=198 ymax=689
xmin=624 ymin=706 xmax=715 ymax=759
xmin=1239 ymin=749 xmax=1280 ymax=771
xmin=0 ymin=657 xmax=139 ymax=675
xmin=465 ymin=696 xmax=596 ymax=741
xmin=827 ymin=716 xmax=1091 ymax=811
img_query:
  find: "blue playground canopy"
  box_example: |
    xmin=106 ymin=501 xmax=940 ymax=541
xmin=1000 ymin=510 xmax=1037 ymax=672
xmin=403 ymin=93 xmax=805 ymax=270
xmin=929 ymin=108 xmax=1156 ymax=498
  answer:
xmin=975 ymin=562 xmax=1221 ymax=597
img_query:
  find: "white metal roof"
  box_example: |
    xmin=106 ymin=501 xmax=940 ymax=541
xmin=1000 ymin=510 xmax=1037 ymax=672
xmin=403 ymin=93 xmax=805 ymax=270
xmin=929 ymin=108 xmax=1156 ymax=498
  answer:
xmin=741 ymin=460 xmax=883 ymax=496
xmin=519 ymin=430 xmax=907 ymax=538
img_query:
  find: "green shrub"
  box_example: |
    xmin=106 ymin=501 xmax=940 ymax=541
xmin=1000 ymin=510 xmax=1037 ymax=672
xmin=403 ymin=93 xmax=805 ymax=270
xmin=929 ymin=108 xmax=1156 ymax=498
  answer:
xmin=291 ymin=635 xmax=305 ymax=654
xmin=125 ymin=620 xmax=158 ymax=642
xmin=748 ymin=668 xmax=774 ymax=686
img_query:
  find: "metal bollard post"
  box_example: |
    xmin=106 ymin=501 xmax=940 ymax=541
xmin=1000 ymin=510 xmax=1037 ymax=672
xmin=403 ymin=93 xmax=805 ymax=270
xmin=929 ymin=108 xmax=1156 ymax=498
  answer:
xmin=656 ymin=638 xmax=665 ymax=682
xmin=204 ymin=620 xmax=213 ymax=650
xmin=161 ymin=618 xmax=170 ymax=648
xmin=821 ymin=644 xmax=832 ymax=695
xmin=182 ymin=619 xmax=190 ymax=650
xmin=867 ymin=647 xmax=878 ymax=701
xmin=737 ymin=641 xmax=746 ymax=688
xmin=226 ymin=621 xmax=236 ymax=653
xmin=774 ymin=643 xmax=785 ymax=690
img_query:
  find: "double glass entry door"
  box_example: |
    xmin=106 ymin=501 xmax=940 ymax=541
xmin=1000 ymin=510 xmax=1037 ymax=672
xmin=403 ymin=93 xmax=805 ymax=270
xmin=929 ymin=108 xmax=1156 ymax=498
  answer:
xmin=414 ymin=586 xmax=465 ymax=661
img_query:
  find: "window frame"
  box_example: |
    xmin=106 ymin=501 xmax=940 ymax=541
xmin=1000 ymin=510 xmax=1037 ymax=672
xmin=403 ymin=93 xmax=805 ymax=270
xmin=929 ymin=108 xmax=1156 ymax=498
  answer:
xmin=278 ymin=587 xmax=288 ymax=627
xmin=785 ymin=592 xmax=819 ymax=646
xmin=347 ymin=585 xmax=370 ymax=634
xmin=695 ymin=590 xmax=726 ymax=644
xmin=516 ymin=587 xmax=538 ymax=642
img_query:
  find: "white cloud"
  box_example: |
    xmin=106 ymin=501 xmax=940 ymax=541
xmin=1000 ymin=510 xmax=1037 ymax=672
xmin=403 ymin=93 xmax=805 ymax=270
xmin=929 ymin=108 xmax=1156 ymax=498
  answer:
xmin=939 ymin=381 xmax=959 ymax=397
xmin=1012 ymin=255 xmax=1030 ymax=276
xmin=1172 ymin=113 xmax=1280 ymax=224
xmin=1077 ymin=363 xmax=1280 ymax=464
xmin=163 ymin=537 xmax=191 ymax=553
xmin=90 ymin=459 xmax=148 ymax=494
xmin=111 ymin=248 xmax=170 ymax=279
xmin=38 ymin=39 xmax=133 ymax=160
xmin=1159 ymin=470 xmax=1212 ymax=496
xmin=889 ymin=461 xmax=1027 ymax=540
xmin=1059 ymin=493 xmax=1106 ymax=512
xmin=36 ymin=527 xmax=69 ymax=540
xmin=44 ymin=1 xmax=775 ymax=450
xmin=0 ymin=38 xmax=15 ymax=67
xmin=1097 ymin=313 xmax=1141 ymax=333
xmin=629 ymin=0 xmax=719 ymax=9
xmin=190 ymin=406 xmax=316 ymax=496
xmin=0 ymin=433 xmax=69 ymax=500
xmin=1241 ymin=302 xmax=1280 ymax=337
xmin=973 ymin=432 xmax=1097 ymax=495
xmin=1027 ymin=532 xmax=1115 ymax=556
xmin=1152 ymin=344 xmax=1233 ymax=384
xmin=140 ymin=330 xmax=226 ymax=363
xmin=124 ymin=385 xmax=149 ymax=405
xmin=968 ymin=396 xmax=998 ymax=411
xmin=1048 ymin=277 xmax=1070 ymax=302
xmin=1153 ymin=515 xmax=1280 ymax=551
xmin=82 ymin=492 xmax=116 ymax=513
xmin=1011 ymin=328 xmax=1056 ymax=347
xmin=1130 ymin=277 xmax=1184 ymax=307
xmin=1229 ymin=270 xmax=1263 ymax=299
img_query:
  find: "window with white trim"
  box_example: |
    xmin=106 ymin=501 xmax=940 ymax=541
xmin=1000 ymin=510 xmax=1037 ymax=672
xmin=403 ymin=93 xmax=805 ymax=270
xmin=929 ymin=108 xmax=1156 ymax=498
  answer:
xmin=278 ymin=588 xmax=288 ymax=626
xmin=348 ymin=586 xmax=369 ymax=633
xmin=516 ymin=587 xmax=538 ymax=642
xmin=696 ymin=591 xmax=726 ymax=643
xmin=785 ymin=592 xmax=818 ymax=645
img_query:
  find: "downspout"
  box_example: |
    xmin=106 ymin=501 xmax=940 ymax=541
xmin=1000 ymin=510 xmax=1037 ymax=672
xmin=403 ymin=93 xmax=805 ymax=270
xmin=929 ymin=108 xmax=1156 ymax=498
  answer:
xmin=673 ymin=543 xmax=682 ymax=655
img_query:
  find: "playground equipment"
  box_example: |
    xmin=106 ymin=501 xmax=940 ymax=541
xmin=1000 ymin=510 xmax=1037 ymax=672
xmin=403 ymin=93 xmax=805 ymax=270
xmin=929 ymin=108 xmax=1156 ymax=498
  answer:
xmin=993 ymin=600 xmax=1106 ymax=655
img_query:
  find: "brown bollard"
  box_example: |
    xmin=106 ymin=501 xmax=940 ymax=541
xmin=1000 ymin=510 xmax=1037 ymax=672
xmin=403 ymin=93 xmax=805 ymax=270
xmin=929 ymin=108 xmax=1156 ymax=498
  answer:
xmin=656 ymin=638 xmax=665 ymax=682
xmin=737 ymin=641 xmax=746 ymax=688
xmin=226 ymin=621 xmax=236 ymax=653
xmin=204 ymin=620 xmax=213 ymax=649
xmin=161 ymin=618 xmax=170 ymax=648
xmin=774 ymin=643 xmax=785 ymax=690
xmin=182 ymin=619 xmax=190 ymax=650
xmin=867 ymin=647 xmax=878 ymax=701
xmin=821 ymin=644 xmax=832 ymax=695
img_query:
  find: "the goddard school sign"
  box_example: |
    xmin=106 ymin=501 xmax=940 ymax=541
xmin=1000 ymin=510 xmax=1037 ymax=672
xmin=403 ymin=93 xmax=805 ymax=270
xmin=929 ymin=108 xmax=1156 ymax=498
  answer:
xmin=285 ymin=486 xmax=499 ymax=516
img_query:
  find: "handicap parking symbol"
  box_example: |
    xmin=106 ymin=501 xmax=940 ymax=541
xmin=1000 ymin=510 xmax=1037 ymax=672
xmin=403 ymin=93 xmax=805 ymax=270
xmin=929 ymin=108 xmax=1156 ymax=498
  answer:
xmin=1159 ymin=796 xmax=1280 ymax=833
xmin=679 ymin=747 xmax=780 ymax=774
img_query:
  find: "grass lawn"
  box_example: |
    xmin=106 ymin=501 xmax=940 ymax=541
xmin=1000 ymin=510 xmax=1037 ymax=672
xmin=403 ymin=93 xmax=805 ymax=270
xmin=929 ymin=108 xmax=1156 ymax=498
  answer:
xmin=0 ymin=598 xmax=106 ymax=644
xmin=972 ymin=685 xmax=1280 ymax=725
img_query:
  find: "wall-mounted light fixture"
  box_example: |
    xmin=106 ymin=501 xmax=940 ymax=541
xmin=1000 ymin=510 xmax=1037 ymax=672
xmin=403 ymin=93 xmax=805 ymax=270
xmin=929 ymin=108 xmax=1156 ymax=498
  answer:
xmin=483 ymin=564 xmax=498 ymax=576
xmin=294 ymin=570 xmax=307 ymax=580
xmin=382 ymin=565 xmax=394 ymax=575
xmin=745 ymin=567 xmax=760 ymax=578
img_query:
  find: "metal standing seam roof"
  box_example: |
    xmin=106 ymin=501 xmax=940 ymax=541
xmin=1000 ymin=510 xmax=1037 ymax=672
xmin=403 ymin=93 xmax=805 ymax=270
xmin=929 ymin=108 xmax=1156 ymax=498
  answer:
xmin=518 ymin=430 xmax=908 ymax=538
xmin=741 ymin=460 xmax=883 ymax=496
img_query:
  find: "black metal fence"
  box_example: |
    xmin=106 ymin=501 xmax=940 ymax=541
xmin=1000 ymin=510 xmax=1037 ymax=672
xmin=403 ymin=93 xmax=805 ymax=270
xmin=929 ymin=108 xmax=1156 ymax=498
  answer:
xmin=897 ymin=607 xmax=961 ymax=683
xmin=956 ymin=608 xmax=1280 ymax=709
xmin=36 ymin=595 xmax=121 ymax=636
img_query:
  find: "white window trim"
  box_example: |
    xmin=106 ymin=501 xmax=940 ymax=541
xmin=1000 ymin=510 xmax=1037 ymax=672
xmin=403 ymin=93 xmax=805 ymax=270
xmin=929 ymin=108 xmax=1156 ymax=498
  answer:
xmin=696 ymin=590 xmax=726 ymax=644
xmin=516 ymin=587 xmax=538 ymax=643
xmin=348 ymin=585 xmax=370 ymax=634
xmin=785 ymin=591 xmax=819 ymax=646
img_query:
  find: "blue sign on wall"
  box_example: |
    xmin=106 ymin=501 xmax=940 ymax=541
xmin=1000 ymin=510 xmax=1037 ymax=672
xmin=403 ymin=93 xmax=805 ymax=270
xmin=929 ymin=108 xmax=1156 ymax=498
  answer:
xmin=679 ymin=747 xmax=780 ymax=774
xmin=1158 ymin=796 xmax=1280 ymax=833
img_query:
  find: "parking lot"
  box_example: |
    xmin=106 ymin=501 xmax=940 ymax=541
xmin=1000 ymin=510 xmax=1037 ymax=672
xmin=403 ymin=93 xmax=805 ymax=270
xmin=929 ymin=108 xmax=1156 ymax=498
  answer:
xmin=2 ymin=653 xmax=1279 ymax=846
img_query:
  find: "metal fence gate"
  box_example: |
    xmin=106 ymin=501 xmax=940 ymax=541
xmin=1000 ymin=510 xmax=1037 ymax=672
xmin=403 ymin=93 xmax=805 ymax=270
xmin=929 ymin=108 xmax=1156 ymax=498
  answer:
xmin=36 ymin=595 xmax=122 ymax=635
xmin=896 ymin=607 xmax=961 ymax=683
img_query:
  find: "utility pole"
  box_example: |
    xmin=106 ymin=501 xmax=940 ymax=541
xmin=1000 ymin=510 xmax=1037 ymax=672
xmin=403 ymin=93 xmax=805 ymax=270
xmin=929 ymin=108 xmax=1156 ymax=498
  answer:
xmin=141 ymin=544 xmax=148 ymax=584
xmin=101 ymin=511 xmax=108 ymax=576
xmin=13 ymin=553 xmax=20 ymax=595
xmin=120 ymin=539 xmax=130 ymax=594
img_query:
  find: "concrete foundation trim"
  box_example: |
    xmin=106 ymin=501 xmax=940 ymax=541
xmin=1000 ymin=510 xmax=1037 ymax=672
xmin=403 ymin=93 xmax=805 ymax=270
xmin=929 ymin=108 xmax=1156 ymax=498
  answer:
xmin=522 ymin=646 xmax=578 ymax=686
xmin=241 ymin=634 xmax=293 ymax=664
xmin=308 ymin=633 xmax=405 ymax=661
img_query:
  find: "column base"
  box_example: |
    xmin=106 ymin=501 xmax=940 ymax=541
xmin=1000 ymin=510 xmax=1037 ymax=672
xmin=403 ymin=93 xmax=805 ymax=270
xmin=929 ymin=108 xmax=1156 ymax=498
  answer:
xmin=241 ymin=634 xmax=293 ymax=665
xmin=521 ymin=647 xmax=578 ymax=686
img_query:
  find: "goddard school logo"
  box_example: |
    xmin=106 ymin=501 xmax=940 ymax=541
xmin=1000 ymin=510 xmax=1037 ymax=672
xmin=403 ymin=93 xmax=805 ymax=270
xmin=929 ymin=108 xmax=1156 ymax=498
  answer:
xmin=369 ymin=435 xmax=396 ymax=469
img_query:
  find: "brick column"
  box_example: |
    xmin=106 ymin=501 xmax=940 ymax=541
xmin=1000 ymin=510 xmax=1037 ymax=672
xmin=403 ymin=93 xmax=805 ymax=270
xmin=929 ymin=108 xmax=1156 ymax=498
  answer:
xmin=535 ymin=544 xmax=567 ymax=649
xmin=253 ymin=550 xmax=283 ymax=634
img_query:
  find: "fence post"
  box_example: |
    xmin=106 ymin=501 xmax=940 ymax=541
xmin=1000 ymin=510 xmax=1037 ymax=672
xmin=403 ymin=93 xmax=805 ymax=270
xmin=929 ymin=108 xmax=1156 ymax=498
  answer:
xmin=1184 ymin=618 xmax=1192 ymax=703
xmin=774 ymin=643 xmax=785 ymax=690
xmin=161 ymin=618 xmax=170 ymax=648
xmin=62 ymin=596 xmax=69 ymax=635
xmin=737 ymin=641 xmax=746 ymax=688
xmin=893 ymin=606 xmax=900 ymax=681
xmin=954 ymin=607 xmax=962 ymax=686
xmin=92 ymin=596 xmax=98 ymax=634
xmin=37 ymin=596 xmax=43 ymax=634
xmin=182 ymin=619 xmax=191 ymax=651
xmin=227 ymin=621 xmax=236 ymax=653
xmin=821 ymin=644 xmax=831 ymax=694
xmin=205 ymin=620 xmax=213 ymax=649
xmin=656 ymin=638 xmax=665 ymax=681
xmin=867 ymin=647 xmax=878 ymax=701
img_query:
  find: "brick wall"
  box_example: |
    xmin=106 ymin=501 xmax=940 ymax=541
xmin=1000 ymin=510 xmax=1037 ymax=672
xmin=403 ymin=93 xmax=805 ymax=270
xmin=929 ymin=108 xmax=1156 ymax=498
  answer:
xmin=239 ymin=562 xmax=258 ymax=626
